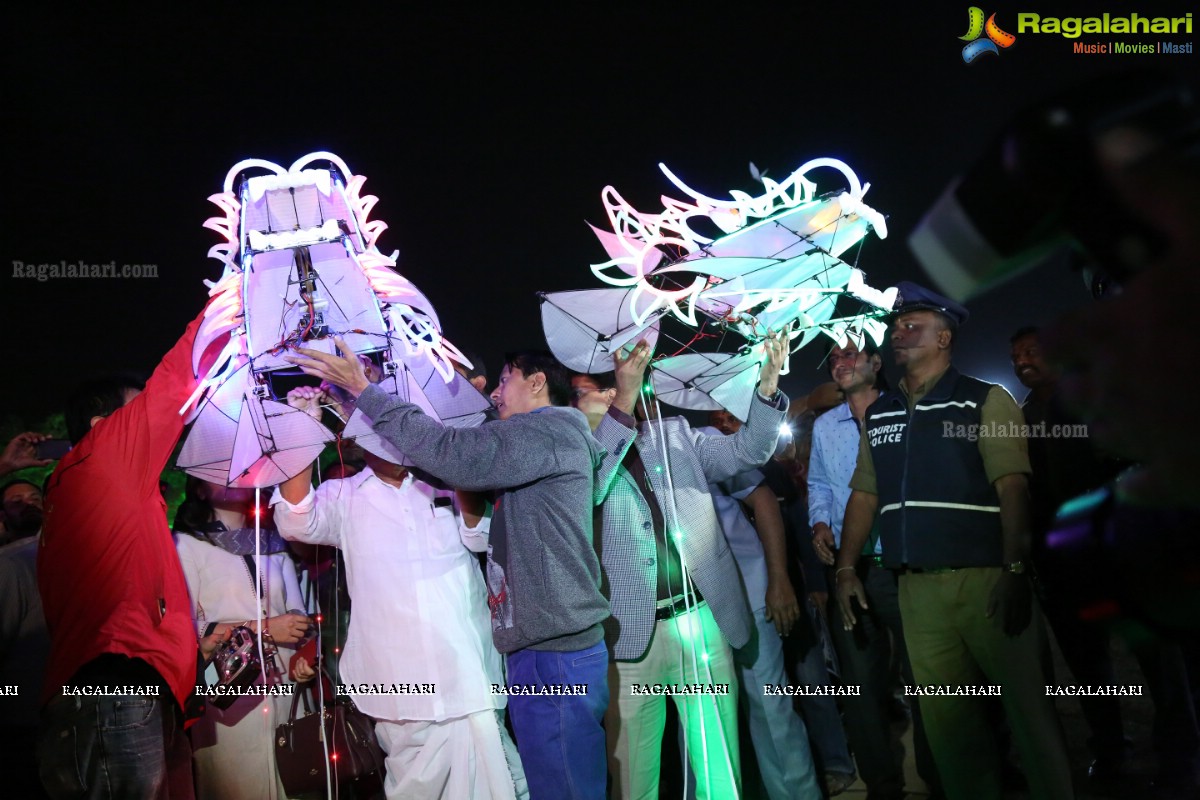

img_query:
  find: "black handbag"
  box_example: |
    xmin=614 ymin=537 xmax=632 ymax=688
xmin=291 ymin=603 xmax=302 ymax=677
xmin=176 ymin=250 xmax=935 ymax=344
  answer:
xmin=275 ymin=677 xmax=385 ymax=796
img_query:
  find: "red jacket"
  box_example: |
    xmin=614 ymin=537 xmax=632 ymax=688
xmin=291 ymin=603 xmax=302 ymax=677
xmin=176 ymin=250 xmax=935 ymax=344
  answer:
xmin=39 ymin=310 xmax=205 ymax=709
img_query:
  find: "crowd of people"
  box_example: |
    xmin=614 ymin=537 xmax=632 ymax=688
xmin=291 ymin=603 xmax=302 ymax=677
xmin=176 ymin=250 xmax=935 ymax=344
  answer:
xmin=1 ymin=276 xmax=1197 ymax=800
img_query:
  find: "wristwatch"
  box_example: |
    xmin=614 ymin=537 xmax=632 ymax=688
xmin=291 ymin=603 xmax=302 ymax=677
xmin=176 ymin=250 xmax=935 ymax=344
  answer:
xmin=756 ymin=387 xmax=783 ymax=404
xmin=1004 ymin=561 xmax=1026 ymax=575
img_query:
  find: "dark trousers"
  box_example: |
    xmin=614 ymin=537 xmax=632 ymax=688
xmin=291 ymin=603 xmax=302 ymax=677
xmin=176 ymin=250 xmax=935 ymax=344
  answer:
xmin=827 ymin=561 xmax=940 ymax=797
xmin=1041 ymin=569 xmax=1200 ymax=779
xmin=1137 ymin=641 xmax=1200 ymax=781
xmin=1 ymin=724 xmax=50 ymax=799
xmin=36 ymin=693 xmax=194 ymax=800
xmin=900 ymin=568 xmax=1072 ymax=800
xmin=1039 ymin=584 xmax=1129 ymax=760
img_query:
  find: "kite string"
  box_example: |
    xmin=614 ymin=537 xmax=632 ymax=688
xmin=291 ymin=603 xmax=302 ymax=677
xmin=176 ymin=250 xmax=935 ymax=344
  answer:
xmin=652 ymin=393 xmax=733 ymax=799
xmin=666 ymin=327 xmax=720 ymax=359
xmin=310 ymin=457 xmax=336 ymax=800
xmin=252 ymin=486 xmax=275 ymax=799
xmin=632 ymin=395 xmax=697 ymax=799
xmin=638 ymin=393 xmax=739 ymax=799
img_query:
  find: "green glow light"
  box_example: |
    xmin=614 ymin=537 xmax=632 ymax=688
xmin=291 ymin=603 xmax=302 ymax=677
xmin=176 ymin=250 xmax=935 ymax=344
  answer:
xmin=1054 ymin=487 xmax=1108 ymax=521
xmin=677 ymin=613 xmax=698 ymax=642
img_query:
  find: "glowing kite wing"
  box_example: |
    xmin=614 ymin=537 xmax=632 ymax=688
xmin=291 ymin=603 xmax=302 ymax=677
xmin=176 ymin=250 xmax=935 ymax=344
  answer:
xmin=543 ymin=158 xmax=898 ymax=417
xmin=650 ymin=349 xmax=765 ymax=422
xmin=539 ymin=288 xmax=665 ymax=373
xmin=179 ymin=152 xmax=491 ymax=486
xmin=177 ymin=363 xmax=336 ymax=488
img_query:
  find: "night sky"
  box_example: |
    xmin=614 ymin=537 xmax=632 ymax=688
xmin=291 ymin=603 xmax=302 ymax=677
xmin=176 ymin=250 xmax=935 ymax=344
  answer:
xmin=4 ymin=5 xmax=1194 ymax=424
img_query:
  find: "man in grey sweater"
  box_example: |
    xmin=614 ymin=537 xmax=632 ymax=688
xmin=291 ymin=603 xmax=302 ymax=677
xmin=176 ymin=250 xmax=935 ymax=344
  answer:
xmin=289 ymin=343 xmax=640 ymax=800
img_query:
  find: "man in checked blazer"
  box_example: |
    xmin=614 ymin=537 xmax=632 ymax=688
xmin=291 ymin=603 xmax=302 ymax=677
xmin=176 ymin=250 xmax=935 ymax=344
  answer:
xmin=570 ymin=334 xmax=789 ymax=800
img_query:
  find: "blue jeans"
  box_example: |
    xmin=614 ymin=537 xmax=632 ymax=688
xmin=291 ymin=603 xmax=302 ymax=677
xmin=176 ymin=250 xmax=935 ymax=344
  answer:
xmin=505 ymin=640 xmax=609 ymax=800
xmin=37 ymin=693 xmax=185 ymax=800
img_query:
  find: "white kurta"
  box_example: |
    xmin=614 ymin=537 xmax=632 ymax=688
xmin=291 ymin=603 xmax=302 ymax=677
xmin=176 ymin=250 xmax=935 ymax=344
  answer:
xmin=175 ymin=534 xmax=306 ymax=800
xmin=270 ymin=468 xmax=504 ymax=723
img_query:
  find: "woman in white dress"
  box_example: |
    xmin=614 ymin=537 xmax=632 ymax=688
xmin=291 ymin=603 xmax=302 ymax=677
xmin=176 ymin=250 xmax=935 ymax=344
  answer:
xmin=174 ymin=478 xmax=315 ymax=800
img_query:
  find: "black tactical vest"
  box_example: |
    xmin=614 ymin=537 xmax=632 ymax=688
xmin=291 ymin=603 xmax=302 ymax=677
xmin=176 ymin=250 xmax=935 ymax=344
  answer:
xmin=864 ymin=367 xmax=1003 ymax=568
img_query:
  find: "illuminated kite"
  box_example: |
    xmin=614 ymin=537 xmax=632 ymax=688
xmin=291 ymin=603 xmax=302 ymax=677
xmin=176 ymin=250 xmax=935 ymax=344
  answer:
xmin=541 ymin=158 xmax=898 ymax=419
xmin=178 ymin=152 xmax=490 ymax=487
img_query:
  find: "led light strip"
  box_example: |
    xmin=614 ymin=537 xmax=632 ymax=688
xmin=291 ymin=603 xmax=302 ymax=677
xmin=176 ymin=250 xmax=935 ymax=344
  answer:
xmin=184 ymin=152 xmax=468 ymax=420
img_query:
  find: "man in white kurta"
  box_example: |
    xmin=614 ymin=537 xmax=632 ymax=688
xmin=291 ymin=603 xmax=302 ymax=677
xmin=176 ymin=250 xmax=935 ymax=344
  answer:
xmin=272 ymin=458 xmax=527 ymax=800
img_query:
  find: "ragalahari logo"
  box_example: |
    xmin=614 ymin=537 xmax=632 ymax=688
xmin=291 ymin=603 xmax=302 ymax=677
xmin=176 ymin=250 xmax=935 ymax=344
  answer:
xmin=960 ymin=7 xmax=1017 ymax=62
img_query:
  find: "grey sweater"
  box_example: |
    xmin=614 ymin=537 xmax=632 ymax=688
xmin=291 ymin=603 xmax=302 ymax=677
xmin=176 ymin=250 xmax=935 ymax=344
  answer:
xmin=357 ymin=385 xmax=609 ymax=654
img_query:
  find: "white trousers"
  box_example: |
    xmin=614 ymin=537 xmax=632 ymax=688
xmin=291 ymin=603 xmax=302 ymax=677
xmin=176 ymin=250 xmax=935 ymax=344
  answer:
xmin=606 ymin=602 xmax=741 ymax=800
xmin=374 ymin=709 xmax=528 ymax=800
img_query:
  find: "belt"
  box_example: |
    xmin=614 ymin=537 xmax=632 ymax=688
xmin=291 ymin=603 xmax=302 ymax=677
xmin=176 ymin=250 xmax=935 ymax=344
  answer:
xmin=860 ymin=554 xmax=883 ymax=568
xmin=655 ymin=594 xmax=705 ymax=620
xmin=899 ymin=566 xmax=964 ymax=575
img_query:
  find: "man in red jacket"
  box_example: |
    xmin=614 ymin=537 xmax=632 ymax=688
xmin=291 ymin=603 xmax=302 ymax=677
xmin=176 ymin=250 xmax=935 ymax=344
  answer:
xmin=37 ymin=310 xmax=205 ymax=799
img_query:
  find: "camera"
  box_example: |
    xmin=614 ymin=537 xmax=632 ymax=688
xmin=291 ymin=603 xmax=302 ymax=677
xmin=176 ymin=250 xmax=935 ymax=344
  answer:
xmin=909 ymin=71 xmax=1199 ymax=301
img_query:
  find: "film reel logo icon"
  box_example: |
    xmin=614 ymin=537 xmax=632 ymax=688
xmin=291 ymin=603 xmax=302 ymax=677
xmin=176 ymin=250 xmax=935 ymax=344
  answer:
xmin=960 ymin=7 xmax=1017 ymax=63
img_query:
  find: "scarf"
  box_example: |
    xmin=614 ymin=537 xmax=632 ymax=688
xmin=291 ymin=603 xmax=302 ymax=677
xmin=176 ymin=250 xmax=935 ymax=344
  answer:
xmin=189 ymin=520 xmax=290 ymax=556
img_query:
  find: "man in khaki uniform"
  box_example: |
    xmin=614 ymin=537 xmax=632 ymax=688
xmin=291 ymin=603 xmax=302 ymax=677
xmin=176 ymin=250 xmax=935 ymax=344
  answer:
xmin=833 ymin=282 xmax=1071 ymax=800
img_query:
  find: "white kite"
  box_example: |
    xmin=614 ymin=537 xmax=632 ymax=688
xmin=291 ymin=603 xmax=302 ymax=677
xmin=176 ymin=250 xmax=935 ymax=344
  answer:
xmin=542 ymin=159 xmax=898 ymax=419
xmin=178 ymin=153 xmax=490 ymax=487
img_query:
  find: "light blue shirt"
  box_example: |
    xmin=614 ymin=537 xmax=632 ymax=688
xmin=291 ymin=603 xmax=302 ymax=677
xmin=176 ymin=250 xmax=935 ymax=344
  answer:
xmin=696 ymin=427 xmax=770 ymax=612
xmin=808 ymin=402 xmax=881 ymax=554
xmin=710 ymin=468 xmax=769 ymax=613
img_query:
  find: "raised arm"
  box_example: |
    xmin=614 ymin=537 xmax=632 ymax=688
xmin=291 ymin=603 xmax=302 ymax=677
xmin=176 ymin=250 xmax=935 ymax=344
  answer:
xmin=591 ymin=340 xmax=650 ymax=504
xmin=0 ymin=432 xmax=52 ymax=476
xmin=593 ymin=412 xmax=635 ymax=505
xmin=271 ymin=387 xmax=343 ymax=546
xmin=359 ymin=391 xmax=566 ymax=490
xmin=692 ymin=332 xmax=790 ymax=481
xmin=102 ymin=305 xmax=208 ymax=491
xmin=286 ymin=337 xmax=569 ymax=490
xmin=455 ymin=489 xmax=491 ymax=530
xmin=692 ymin=394 xmax=789 ymax=483
xmin=457 ymin=493 xmax=492 ymax=553
xmin=270 ymin=478 xmax=344 ymax=548
xmin=278 ymin=387 xmax=326 ymax=506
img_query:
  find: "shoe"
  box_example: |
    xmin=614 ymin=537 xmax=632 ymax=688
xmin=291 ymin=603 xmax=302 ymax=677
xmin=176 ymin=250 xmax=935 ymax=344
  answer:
xmin=825 ymin=771 xmax=856 ymax=796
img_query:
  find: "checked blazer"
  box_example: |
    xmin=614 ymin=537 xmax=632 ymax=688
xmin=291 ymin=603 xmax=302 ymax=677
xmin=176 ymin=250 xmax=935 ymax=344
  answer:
xmin=592 ymin=394 xmax=789 ymax=661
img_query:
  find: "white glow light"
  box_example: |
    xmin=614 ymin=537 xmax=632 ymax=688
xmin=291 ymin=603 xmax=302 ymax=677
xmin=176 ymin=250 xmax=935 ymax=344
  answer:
xmin=543 ymin=158 xmax=899 ymax=421
xmin=180 ymin=152 xmax=487 ymax=487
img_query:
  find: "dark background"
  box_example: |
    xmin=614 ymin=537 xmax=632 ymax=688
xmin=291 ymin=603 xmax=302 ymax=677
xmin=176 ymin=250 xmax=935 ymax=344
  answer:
xmin=2 ymin=4 xmax=1194 ymax=424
